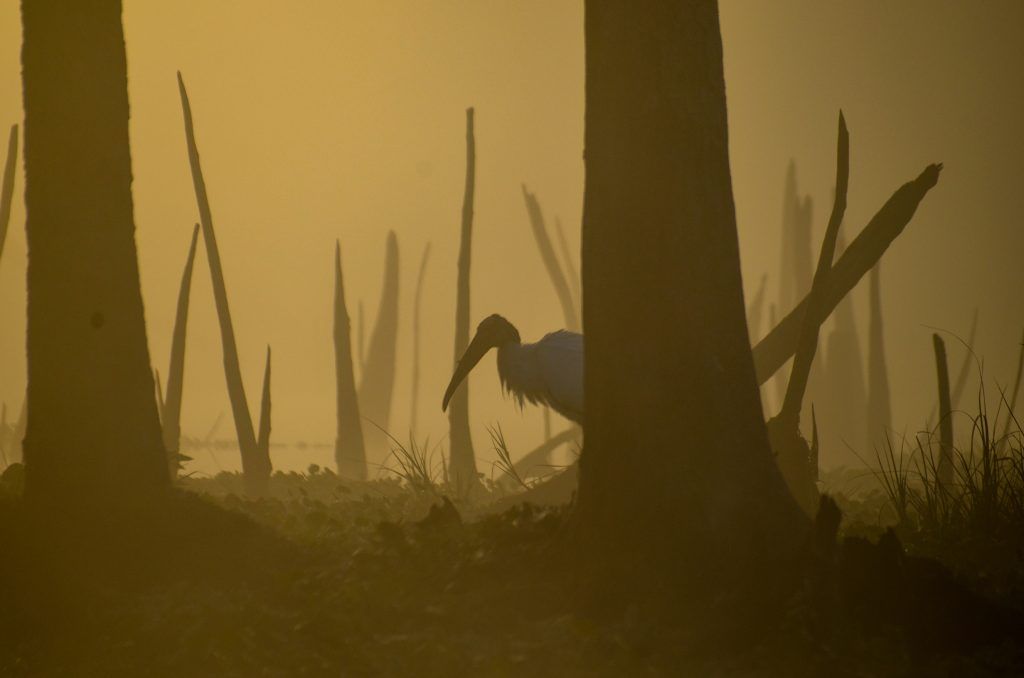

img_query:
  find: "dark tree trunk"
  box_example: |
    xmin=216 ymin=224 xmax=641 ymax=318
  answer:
xmin=448 ymin=108 xmax=479 ymax=491
xmin=576 ymin=0 xmax=804 ymax=598
xmin=21 ymin=0 xmax=168 ymax=500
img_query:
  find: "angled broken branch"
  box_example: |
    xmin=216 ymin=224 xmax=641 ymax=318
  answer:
xmin=754 ymin=162 xmax=943 ymax=385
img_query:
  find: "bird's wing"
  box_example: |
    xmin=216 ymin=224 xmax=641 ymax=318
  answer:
xmin=535 ymin=330 xmax=584 ymax=422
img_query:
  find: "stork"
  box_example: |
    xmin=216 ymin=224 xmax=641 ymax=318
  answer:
xmin=442 ymin=314 xmax=584 ymax=424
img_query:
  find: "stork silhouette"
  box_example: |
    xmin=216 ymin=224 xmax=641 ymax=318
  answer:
xmin=442 ymin=314 xmax=583 ymax=424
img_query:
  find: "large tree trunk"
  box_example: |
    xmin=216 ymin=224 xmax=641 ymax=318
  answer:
xmin=21 ymin=0 xmax=167 ymax=500
xmin=447 ymin=108 xmax=479 ymax=491
xmin=576 ymin=0 xmax=804 ymax=597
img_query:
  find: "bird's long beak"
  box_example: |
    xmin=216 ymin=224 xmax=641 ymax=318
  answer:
xmin=442 ymin=330 xmax=493 ymax=412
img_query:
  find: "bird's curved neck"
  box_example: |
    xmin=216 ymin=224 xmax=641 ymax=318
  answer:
xmin=496 ymin=341 xmax=536 ymax=395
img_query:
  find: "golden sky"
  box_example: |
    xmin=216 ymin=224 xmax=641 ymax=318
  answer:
xmin=1 ymin=2 xmax=1023 ymax=474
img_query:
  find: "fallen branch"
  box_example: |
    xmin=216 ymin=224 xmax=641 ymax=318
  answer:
xmin=753 ymin=163 xmax=943 ymax=385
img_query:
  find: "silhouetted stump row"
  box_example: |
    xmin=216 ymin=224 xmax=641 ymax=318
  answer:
xmin=21 ymin=1 xmax=168 ymax=500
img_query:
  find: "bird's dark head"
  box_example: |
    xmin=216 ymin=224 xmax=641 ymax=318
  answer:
xmin=475 ymin=314 xmax=521 ymax=347
xmin=442 ymin=314 xmax=520 ymax=412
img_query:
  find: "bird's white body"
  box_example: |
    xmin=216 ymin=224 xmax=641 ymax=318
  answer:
xmin=496 ymin=330 xmax=584 ymax=423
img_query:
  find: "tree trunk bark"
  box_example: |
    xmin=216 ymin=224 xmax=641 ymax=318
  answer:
xmin=21 ymin=0 xmax=168 ymax=501
xmin=576 ymin=0 xmax=804 ymax=598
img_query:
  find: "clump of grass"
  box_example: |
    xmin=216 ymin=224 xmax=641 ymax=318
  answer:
xmin=870 ymin=432 xmax=913 ymax=527
xmin=870 ymin=375 xmax=1024 ymax=541
xmin=376 ymin=425 xmax=447 ymax=495
xmin=487 ymin=423 xmax=529 ymax=491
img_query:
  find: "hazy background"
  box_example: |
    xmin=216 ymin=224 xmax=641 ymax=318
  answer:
xmin=1 ymin=1 xmax=1022 ymax=475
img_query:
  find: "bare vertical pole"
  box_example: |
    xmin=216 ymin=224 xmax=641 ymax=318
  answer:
xmin=410 ymin=242 xmax=431 ymax=436
xmin=257 ymin=346 xmax=271 ymax=460
xmin=933 ymin=334 xmax=954 ymax=490
xmin=449 ymin=108 xmax=479 ymax=490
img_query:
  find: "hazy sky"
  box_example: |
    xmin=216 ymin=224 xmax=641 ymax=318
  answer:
xmin=2 ymin=2 xmax=1022 ymax=475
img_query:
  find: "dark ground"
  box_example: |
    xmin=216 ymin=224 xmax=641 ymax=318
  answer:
xmin=1 ymin=465 xmax=1023 ymax=677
